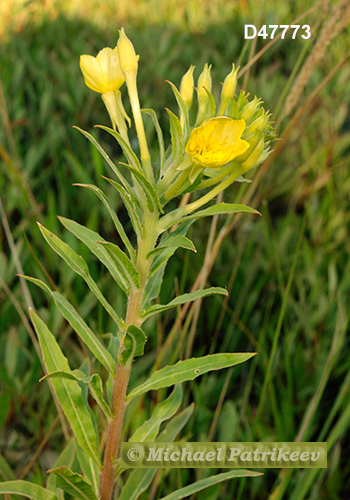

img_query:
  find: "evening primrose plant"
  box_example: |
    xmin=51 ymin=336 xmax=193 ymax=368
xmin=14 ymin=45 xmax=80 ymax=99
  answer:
xmin=0 ymin=29 xmax=275 ymax=500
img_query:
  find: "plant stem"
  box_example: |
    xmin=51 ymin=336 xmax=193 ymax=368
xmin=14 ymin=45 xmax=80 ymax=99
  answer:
xmin=99 ymin=210 xmax=159 ymax=500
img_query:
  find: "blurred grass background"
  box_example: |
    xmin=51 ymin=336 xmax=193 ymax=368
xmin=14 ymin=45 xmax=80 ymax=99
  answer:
xmin=1 ymin=0 xmax=350 ymax=499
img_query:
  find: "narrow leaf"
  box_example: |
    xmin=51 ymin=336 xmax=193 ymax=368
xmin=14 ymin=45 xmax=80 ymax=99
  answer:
xmin=96 ymin=125 xmax=142 ymax=172
xmin=22 ymin=276 xmax=116 ymax=376
xmin=29 ymin=310 xmax=101 ymax=466
xmin=76 ymin=443 xmax=100 ymax=497
xmin=130 ymin=385 xmax=182 ymax=442
xmin=42 ymin=370 xmax=114 ymax=420
xmin=158 ymin=470 xmax=263 ymax=500
xmin=58 ymin=217 xmax=130 ymax=296
xmin=166 ymin=108 xmax=184 ymax=165
xmin=147 ymin=235 xmax=196 ymax=257
xmin=39 ymin=223 xmax=124 ymax=327
xmin=118 ymin=406 xmax=193 ymax=500
xmin=142 ymin=287 xmax=228 ymax=318
xmin=161 ymin=203 xmax=259 ymax=230
xmin=120 ymin=326 xmax=147 ymax=366
xmin=99 ymin=241 xmax=140 ymax=289
xmin=73 ymin=127 xmax=133 ymax=193
xmin=127 ymin=353 xmax=255 ymax=401
xmin=142 ymin=109 xmax=165 ymax=171
xmin=0 ymin=481 xmax=57 ymax=500
xmin=102 ymin=176 xmax=142 ymax=238
xmin=73 ymin=184 xmax=134 ymax=259
xmin=166 ymin=81 xmax=190 ymax=138
xmin=49 ymin=467 xmax=97 ymax=500
xmin=47 ymin=439 xmax=75 ymax=495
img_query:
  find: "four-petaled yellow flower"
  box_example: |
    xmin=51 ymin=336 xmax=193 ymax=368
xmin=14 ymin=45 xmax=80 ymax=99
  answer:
xmin=185 ymin=117 xmax=250 ymax=168
xmin=80 ymin=47 xmax=125 ymax=94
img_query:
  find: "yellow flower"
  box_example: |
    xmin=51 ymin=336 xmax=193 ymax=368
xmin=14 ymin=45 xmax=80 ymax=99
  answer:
xmin=79 ymin=47 xmax=125 ymax=94
xmin=185 ymin=117 xmax=250 ymax=168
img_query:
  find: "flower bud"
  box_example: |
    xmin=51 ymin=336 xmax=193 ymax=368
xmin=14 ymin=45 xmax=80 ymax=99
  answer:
xmin=197 ymin=63 xmax=212 ymax=104
xmin=240 ymin=96 xmax=262 ymax=122
xmin=235 ymin=129 xmax=261 ymax=163
xmin=79 ymin=47 xmax=124 ymax=94
xmin=244 ymin=111 xmax=269 ymax=137
xmin=180 ymin=65 xmax=195 ymax=110
xmin=218 ymin=64 xmax=239 ymax=115
xmin=117 ymin=28 xmax=138 ymax=76
xmin=240 ymin=137 xmax=265 ymax=172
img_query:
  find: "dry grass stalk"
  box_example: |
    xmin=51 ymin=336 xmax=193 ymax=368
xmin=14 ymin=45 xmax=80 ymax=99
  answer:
xmin=283 ymin=0 xmax=350 ymax=119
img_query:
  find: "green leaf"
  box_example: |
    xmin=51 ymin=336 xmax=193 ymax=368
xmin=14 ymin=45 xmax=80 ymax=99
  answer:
xmin=39 ymin=223 xmax=124 ymax=327
xmin=22 ymin=276 xmax=116 ymax=376
xmin=102 ymin=176 xmax=142 ymax=238
xmin=118 ymin=405 xmax=193 ymax=500
xmin=72 ymin=184 xmax=134 ymax=259
xmin=47 ymin=439 xmax=75 ymax=497
xmin=118 ymin=161 xmax=163 ymax=214
xmin=166 ymin=81 xmax=190 ymax=139
xmin=0 ymin=453 xmax=15 ymax=481
xmin=99 ymin=241 xmax=140 ymax=289
xmin=0 ymin=481 xmax=57 ymax=500
xmin=49 ymin=467 xmax=97 ymax=500
xmin=142 ymin=287 xmax=228 ymax=318
xmin=29 ymin=310 xmax=101 ymax=466
xmin=120 ymin=326 xmax=147 ymax=366
xmin=147 ymin=235 xmax=196 ymax=257
xmin=73 ymin=127 xmax=133 ymax=194
xmin=130 ymin=385 xmax=182 ymax=442
xmin=157 ymin=470 xmax=263 ymax=500
xmin=96 ymin=125 xmax=142 ymax=173
xmin=161 ymin=203 xmax=260 ymax=230
xmin=42 ymin=370 xmax=114 ymax=420
xmin=76 ymin=442 xmax=100 ymax=497
xmin=142 ymin=109 xmax=165 ymax=171
xmin=58 ymin=217 xmax=130 ymax=297
xmin=127 ymin=353 xmax=255 ymax=401
xmin=166 ymin=108 xmax=184 ymax=166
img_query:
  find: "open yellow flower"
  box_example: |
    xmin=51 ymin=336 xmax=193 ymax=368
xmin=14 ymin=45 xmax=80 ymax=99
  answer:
xmin=185 ymin=117 xmax=250 ymax=168
xmin=80 ymin=47 xmax=125 ymax=94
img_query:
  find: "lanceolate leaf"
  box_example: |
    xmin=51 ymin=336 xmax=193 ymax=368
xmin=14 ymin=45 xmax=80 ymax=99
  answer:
xmin=29 ymin=311 xmax=101 ymax=467
xmin=142 ymin=109 xmax=165 ymax=171
xmin=118 ymin=405 xmax=193 ymax=500
xmin=42 ymin=370 xmax=114 ymax=420
xmin=120 ymin=326 xmax=147 ymax=366
xmin=58 ymin=217 xmax=130 ymax=296
xmin=47 ymin=439 xmax=75 ymax=495
xmin=157 ymin=470 xmax=263 ymax=500
xmin=76 ymin=442 xmax=100 ymax=497
xmin=102 ymin=176 xmax=142 ymax=238
xmin=118 ymin=162 xmax=163 ymax=214
xmin=166 ymin=108 xmax=184 ymax=165
xmin=142 ymin=287 xmax=228 ymax=318
xmin=38 ymin=223 xmax=124 ymax=327
xmin=129 ymin=385 xmax=182 ymax=442
xmin=147 ymin=235 xmax=196 ymax=257
xmin=0 ymin=481 xmax=57 ymax=500
xmin=96 ymin=125 xmax=142 ymax=173
xmin=98 ymin=241 xmax=140 ymax=289
xmin=72 ymin=184 xmax=134 ymax=260
xmin=127 ymin=353 xmax=256 ymax=401
xmin=161 ymin=203 xmax=260 ymax=230
xmin=166 ymin=80 xmax=190 ymax=139
xmin=73 ymin=127 xmax=134 ymax=195
xmin=48 ymin=467 xmax=97 ymax=500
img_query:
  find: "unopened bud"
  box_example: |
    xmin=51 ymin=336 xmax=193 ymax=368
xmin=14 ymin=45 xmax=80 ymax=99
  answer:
xmin=240 ymin=138 xmax=265 ymax=172
xmin=180 ymin=66 xmax=195 ymax=110
xmin=240 ymin=96 xmax=262 ymax=122
xmin=235 ymin=129 xmax=261 ymax=163
xmin=197 ymin=63 xmax=212 ymax=104
xmin=117 ymin=28 xmax=138 ymax=75
xmin=218 ymin=64 xmax=239 ymax=115
xmin=244 ymin=111 xmax=268 ymax=137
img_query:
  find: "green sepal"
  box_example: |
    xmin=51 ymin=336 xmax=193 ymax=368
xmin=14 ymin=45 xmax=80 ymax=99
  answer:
xmin=120 ymin=325 xmax=147 ymax=366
